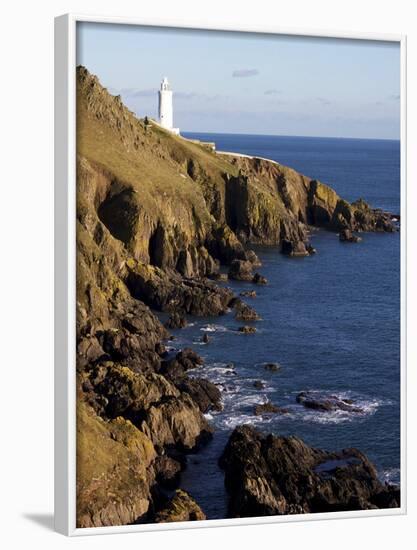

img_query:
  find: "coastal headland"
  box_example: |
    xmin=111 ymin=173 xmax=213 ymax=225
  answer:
xmin=75 ymin=66 xmax=399 ymax=528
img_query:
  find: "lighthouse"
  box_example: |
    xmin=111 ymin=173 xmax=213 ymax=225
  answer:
xmin=158 ymin=77 xmax=180 ymax=135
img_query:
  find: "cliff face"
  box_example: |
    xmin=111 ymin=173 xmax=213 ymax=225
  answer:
xmin=75 ymin=66 xmax=396 ymax=528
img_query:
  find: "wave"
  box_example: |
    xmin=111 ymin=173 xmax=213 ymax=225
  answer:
xmin=287 ymin=389 xmax=386 ymax=425
xmin=379 ymin=467 xmax=400 ymax=486
xmin=200 ymin=324 xmax=229 ymax=333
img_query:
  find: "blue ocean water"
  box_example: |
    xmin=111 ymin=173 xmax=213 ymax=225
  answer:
xmin=173 ymin=133 xmax=401 ymax=519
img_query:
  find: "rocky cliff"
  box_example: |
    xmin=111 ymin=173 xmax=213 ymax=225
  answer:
xmin=75 ymin=66 xmax=397 ymax=528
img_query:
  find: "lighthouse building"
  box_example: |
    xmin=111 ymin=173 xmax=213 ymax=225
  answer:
xmin=158 ymin=77 xmax=180 ymax=135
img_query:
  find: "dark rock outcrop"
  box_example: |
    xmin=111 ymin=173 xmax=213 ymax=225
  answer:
xmin=154 ymin=490 xmax=206 ymax=523
xmin=296 ymin=391 xmax=364 ymax=413
xmin=252 ymin=273 xmax=268 ymax=285
xmin=264 ymin=363 xmax=281 ymax=372
xmin=220 ymin=425 xmax=400 ymax=518
xmin=254 ymin=402 xmax=288 ymax=416
xmin=177 ymin=377 xmax=222 ymax=413
xmin=281 ymin=239 xmax=309 ymax=257
xmin=228 ymin=259 xmax=254 ymax=281
xmin=165 ymin=311 xmax=188 ymax=329
xmin=232 ymin=298 xmax=260 ymax=321
xmin=238 ymin=326 xmax=257 ymax=334
xmin=339 ymin=229 xmax=361 ymax=243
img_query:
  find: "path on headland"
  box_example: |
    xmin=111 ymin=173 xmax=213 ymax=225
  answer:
xmin=216 ymin=150 xmax=281 ymax=166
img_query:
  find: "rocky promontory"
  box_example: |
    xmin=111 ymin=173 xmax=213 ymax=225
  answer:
xmin=75 ymin=66 xmax=398 ymax=527
xmin=220 ymin=426 xmax=400 ymax=517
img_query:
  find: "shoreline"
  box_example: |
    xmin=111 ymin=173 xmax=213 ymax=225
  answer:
xmin=75 ymin=67 xmax=400 ymax=526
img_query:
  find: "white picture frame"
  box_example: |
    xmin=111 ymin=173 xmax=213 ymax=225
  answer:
xmin=54 ymin=13 xmax=407 ymax=536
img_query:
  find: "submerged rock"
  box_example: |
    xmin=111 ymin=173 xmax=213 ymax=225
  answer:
xmin=253 ymin=380 xmax=266 ymax=390
xmin=238 ymin=326 xmax=257 ymax=334
xmin=240 ymin=290 xmax=257 ymax=298
xmin=220 ymin=425 xmax=400 ymax=518
xmin=264 ymin=362 xmax=281 ymax=372
xmin=254 ymin=402 xmax=288 ymax=415
xmin=296 ymin=391 xmax=364 ymax=413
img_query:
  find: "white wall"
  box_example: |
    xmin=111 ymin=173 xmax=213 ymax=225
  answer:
xmin=1 ymin=1 xmax=416 ymax=549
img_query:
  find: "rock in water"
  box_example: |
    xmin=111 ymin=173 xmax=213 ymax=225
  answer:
xmin=155 ymin=490 xmax=206 ymax=522
xmin=264 ymin=362 xmax=281 ymax=372
xmin=254 ymin=402 xmax=289 ymax=415
xmin=240 ymin=290 xmax=257 ymax=298
xmin=296 ymin=391 xmax=364 ymax=413
xmin=219 ymin=425 xmax=400 ymax=518
xmin=253 ymin=380 xmax=266 ymax=390
xmin=281 ymin=239 xmax=309 ymax=257
xmin=339 ymin=228 xmax=361 ymax=242
xmin=232 ymin=298 xmax=260 ymax=321
xmin=252 ymin=273 xmax=268 ymax=285
xmin=228 ymin=259 xmax=254 ymax=281
xmin=238 ymin=326 xmax=257 ymax=334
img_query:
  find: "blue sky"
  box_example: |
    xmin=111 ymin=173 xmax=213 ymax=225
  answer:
xmin=77 ymin=22 xmax=400 ymax=139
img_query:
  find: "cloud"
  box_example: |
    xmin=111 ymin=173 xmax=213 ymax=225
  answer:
xmin=232 ymin=69 xmax=259 ymax=78
xmin=119 ymin=88 xmax=156 ymax=98
xmin=264 ymin=89 xmax=282 ymax=95
xmin=316 ymin=97 xmax=332 ymax=105
xmin=116 ymin=88 xmax=220 ymax=101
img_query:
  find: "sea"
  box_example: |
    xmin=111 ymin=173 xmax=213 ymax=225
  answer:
xmin=168 ymin=133 xmax=401 ymax=519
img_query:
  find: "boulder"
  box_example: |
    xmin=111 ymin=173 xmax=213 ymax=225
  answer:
xmin=240 ymin=290 xmax=257 ymax=298
xmin=281 ymin=239 xmax=309 ymax=257
xmin=160 ymin=348 xmax=204 ymax=381
xmin=254 ymin=402 xmax=288 ymax=416
xmin=232 ymin=298 xmax=260 ymax=321
xmin=140 ymin=394 xmax=213 ymax=451
xmin=264 ymin=363 xmax=281 ymax=372
xmin=178 ymin=377 xmax=222 ymax=413
xmin=228 ymin=259 xmax=254 ymax=281
xmin=339 ymin=229 xmax=361 ymax=243
xmin=155 ymin=490 xmax=206 ymax=523
xmin=238 ymin=326 xmax=257 ymax=334
xmin=154 ymin=455 xmax=182 ymax=488
xmin=252 ymin=273 xmax=268 ymax=285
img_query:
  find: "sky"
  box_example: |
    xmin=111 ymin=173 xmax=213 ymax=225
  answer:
xmin=76 ymin=22 xmax=401 ymax=139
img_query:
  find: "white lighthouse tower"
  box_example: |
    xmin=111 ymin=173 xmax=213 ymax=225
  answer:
xmin=158 ymin=77 xmax=180 ymax=135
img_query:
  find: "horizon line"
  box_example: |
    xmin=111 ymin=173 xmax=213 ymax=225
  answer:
xmin=180 ymin=130 xmax=400 ymax=142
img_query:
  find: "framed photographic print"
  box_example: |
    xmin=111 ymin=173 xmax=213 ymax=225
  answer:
xmin=54 ymin=14 xmax=406 ymax=536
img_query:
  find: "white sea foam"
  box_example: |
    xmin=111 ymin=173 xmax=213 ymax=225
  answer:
xmin=288 ymin=389 xmax=386 ymax=425
xmin=379 ymin=467 xmax=400 ymax=486
xmin=200 ymin=324 xmax=228 ymax=333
